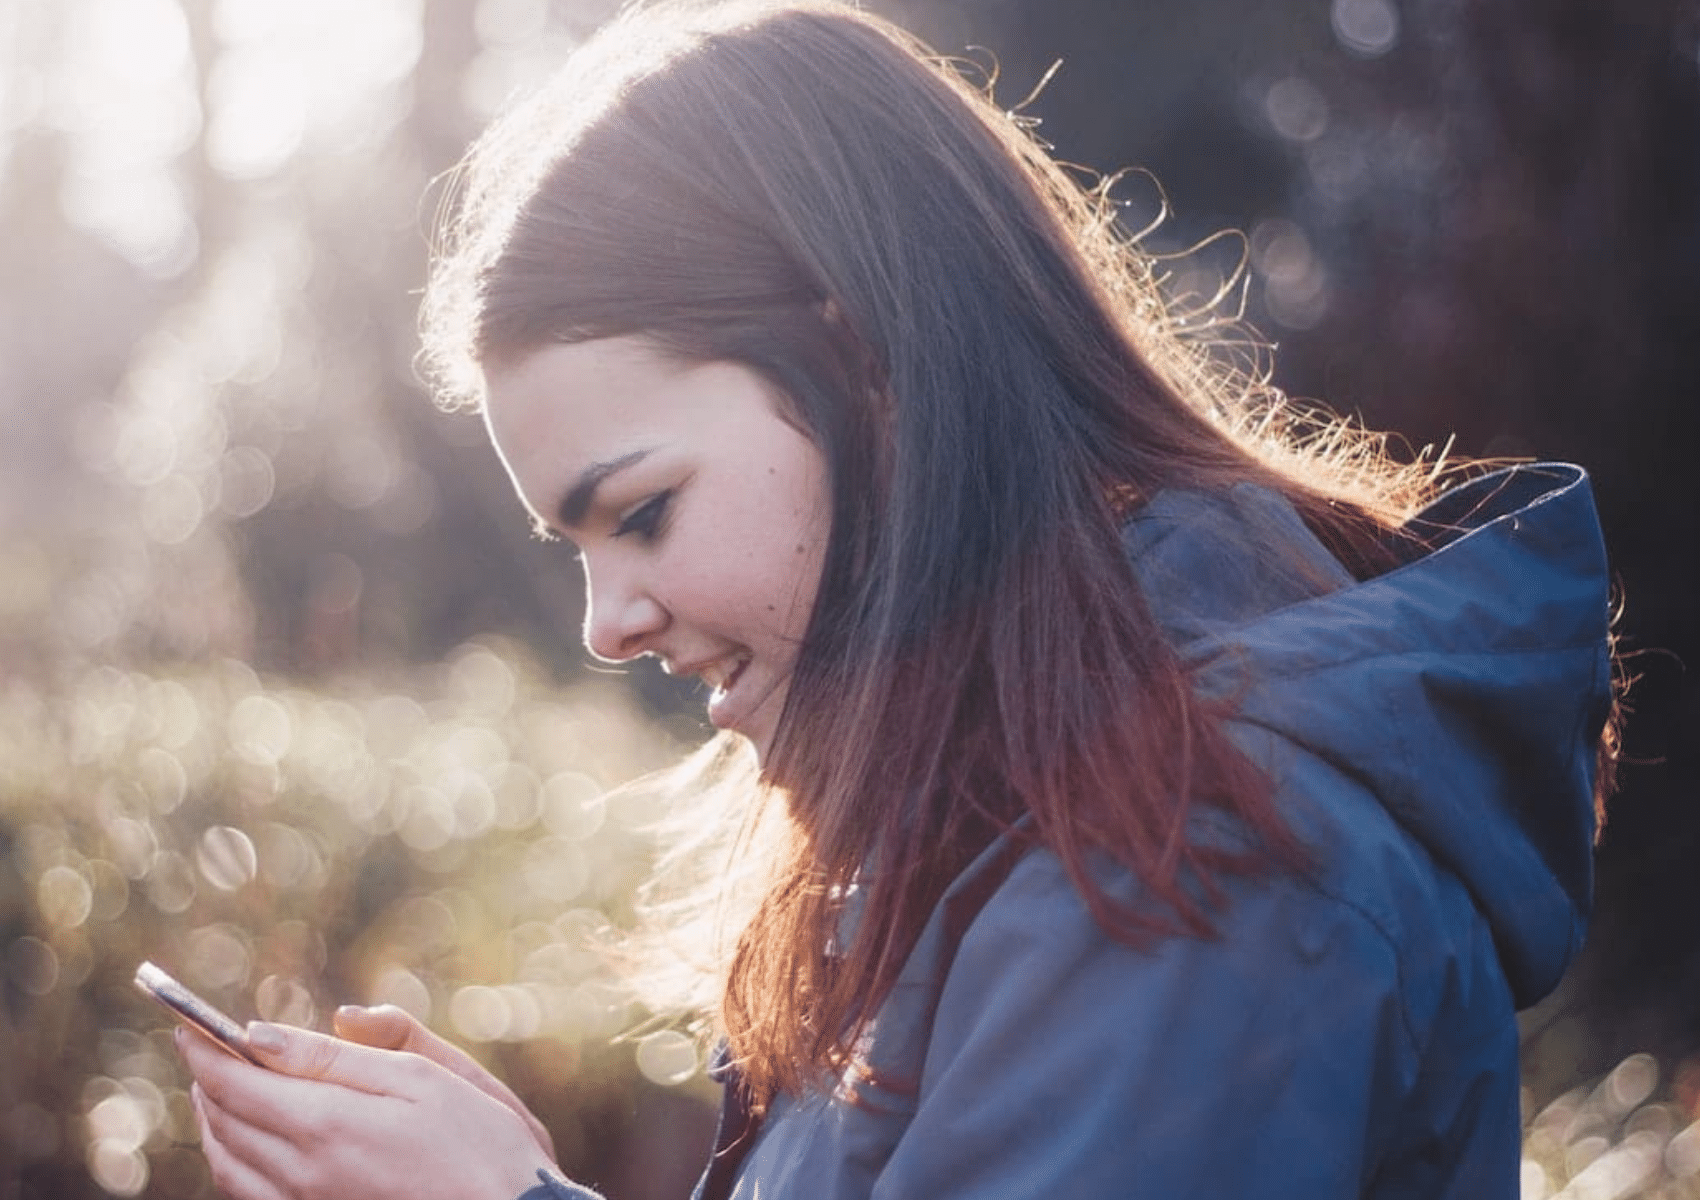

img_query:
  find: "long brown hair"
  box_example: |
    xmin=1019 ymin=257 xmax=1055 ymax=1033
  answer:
xmin=421 ymin=0 xmax=1445 ymax=1105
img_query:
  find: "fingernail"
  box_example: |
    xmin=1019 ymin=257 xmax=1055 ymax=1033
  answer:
xmin=245 ymin=1022 xmax=285 ymax=1053
xmin=335 ymin=1004 xmax=367 ymax=1019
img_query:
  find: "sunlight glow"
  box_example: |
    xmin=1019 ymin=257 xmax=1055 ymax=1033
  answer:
xmin=475 ymin=0 xmax=551 ymax=46
xmin=51 ymin=0 xmax=198 ymax=275
xmin=32 ymin=0 xmax=426 ymax=266
xmin=205 ymin=55 xmax=307 ymax=180
xmin=462 ymin=0 xmax=585 ymax=118
xmin=0 ymin=2 xmax=47 ymax=188
xmin=207 ymin=0 xmax=423 ymax=177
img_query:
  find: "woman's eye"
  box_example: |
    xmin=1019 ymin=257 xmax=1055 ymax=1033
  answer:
xmin=614 ymin=491 xmax=672 ymax=541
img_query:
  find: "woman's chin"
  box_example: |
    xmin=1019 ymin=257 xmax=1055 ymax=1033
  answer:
xmin=711 ymin=678 xmax=789 ymax=766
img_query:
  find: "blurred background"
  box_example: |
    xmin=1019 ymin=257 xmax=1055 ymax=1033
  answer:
xmin=1 ymin=0 xmax=1696 ymax=1197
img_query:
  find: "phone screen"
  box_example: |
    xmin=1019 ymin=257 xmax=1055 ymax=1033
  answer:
xmin=134 ymin=961 xmax=266 ymax=1067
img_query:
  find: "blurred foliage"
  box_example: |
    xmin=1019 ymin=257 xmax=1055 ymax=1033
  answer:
xmin=0 ymin=643 xmax=719 ymax=1198
xmin=2 ymin=0 xmax=1698 ymax=1197
xmin=0 ymin=1 xmax=724 ymax=1195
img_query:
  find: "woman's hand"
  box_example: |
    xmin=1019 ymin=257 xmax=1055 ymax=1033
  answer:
xmin=330 ymin=1004 xmax=555 ymax=1163
xmin=179 ymin=1019 xmax=559 ymax=1200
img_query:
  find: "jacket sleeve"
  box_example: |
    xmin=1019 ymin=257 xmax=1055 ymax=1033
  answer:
xmin=518 ymin=1167 xmax=606 ymax=1200
xmin=869 ymin=851 xmax=1419 ymax=1199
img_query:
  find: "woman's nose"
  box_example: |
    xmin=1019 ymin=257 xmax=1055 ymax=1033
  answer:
xmin=581 ymin=565 xmax=668 ymax=663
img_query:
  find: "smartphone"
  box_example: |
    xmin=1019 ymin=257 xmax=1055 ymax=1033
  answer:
xmin=134 ymin=960 xmax=266 ymax=1067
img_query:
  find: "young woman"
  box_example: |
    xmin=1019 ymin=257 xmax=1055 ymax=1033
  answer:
xmin=178 ymin=2 xmax=1619 ymax=1198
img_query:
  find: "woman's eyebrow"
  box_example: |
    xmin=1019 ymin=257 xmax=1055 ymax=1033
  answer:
xmin=557 ymin=448 xmax=653 ymax=529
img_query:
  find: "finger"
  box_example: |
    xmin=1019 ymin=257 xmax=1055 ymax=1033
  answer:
xmin=333 ymin=1005 xmax=555 ymax=1160
xmin=242 ymin=1020 xmax=419 ymax=1096
xmin=177 ymin=1025 xmax=277 ymax=1106
xmin=332 ymin=1003 xmax=416 ymax=1050
xmin=187 ymin=1049 xmax=309 ymax=1160
xmin=196 ymin=1064 xmax=419 ymax=1197
xmin=202 ymin=1050 xmax=558 ymax=1200
xmin=334 ymin=1005 xmax=496 ymax=1088
xmin=180 ymin=1020 xmax=402 ymax=1155
xmin=331 ymin=1008 xmax=508 ymax=1109
xmin=334 ymin=1006 xmax=516 ymax=1101
xmin=193 ymin=1083 xmax=293 ymax=1200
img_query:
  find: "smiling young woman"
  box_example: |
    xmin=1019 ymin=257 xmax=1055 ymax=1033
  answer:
xmin=481 ymin=336 xmax=831 ymax=758
xmin=174 ymin=2 xmax=1621 ymax=1198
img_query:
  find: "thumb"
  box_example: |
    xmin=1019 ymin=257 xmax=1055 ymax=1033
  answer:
xmin=332 ymin=1003 xmax=416 ymax=1050
xmin=243 ymin=1021 xmax=395 ymax=1094
xmin=334 ymin=1006 xmax=556 ymax=1163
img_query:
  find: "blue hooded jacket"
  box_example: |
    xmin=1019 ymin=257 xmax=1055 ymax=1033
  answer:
xmin=537 ymin=463 xmax=1612 ymax=1200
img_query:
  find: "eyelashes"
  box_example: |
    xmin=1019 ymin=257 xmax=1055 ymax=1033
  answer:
xmin=614 ymin=491 xmax=672 ymax=541
xmin=528 ymin=487 xmax=672 ymax=551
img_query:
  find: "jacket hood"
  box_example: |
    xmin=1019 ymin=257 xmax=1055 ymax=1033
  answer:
xmin=1125 ymin=464 xmax=1612 ymax=1008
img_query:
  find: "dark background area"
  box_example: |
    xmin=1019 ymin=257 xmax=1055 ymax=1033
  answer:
xmin=886 ymin=0 xmax=1700 ymax=1078
xmin=1 ymin=0 xmax=1697 ymax=1195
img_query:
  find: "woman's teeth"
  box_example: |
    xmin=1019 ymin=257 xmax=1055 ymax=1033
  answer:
xmin=703 ymin=656 xmax=748 ymax=694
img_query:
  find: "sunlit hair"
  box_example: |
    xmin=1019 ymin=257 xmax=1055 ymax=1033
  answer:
xmin=420 ymin=0 xmax=1451 ymax=1105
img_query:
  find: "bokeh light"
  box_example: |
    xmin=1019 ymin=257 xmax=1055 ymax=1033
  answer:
xmin=1331 ymin=0 xmax=1400 ymax=58
xmin=196 ymin=826 xmax=258 ymax=891
xmin=51 ymin=0 xmax=200 ymax=277
xmin=636 ymin=1030 xmax=700 ymax=1087
xmin=1251 ymin=218 xmax=1330 ymax=330
xmin=1264 ymin=77 xmax=1329 ymax=143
